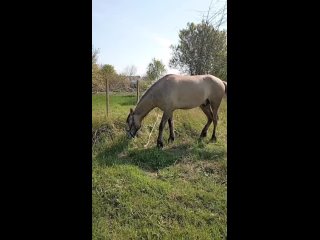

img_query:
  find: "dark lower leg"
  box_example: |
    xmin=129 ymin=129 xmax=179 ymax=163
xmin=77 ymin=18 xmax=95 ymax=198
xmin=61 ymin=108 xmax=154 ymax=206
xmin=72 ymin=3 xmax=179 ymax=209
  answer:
xmin=168 ymin=118 xmax=175 ymax=142
xmin=200 ymin=104 xmax=213 ymax=138
xmin=200 ymin=119 xmax=212 ymax=138
xmin=210 ymin=114 xmax=218 ymax=142
xmin=157 ymin=113 xmax=170 ymax=148
xmin=209 ymin=99 xmax=222 ymax=143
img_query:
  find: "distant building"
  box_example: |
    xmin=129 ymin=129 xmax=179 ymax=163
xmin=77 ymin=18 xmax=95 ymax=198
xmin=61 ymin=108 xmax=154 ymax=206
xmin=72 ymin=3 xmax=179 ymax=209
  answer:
xmin=127 ymin=75 xmax=141 ymax=88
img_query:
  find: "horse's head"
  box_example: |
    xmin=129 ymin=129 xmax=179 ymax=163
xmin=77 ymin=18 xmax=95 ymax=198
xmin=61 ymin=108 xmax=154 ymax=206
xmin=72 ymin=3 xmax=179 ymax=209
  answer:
xmin=126 ymin=108 xmax=141 ymax=138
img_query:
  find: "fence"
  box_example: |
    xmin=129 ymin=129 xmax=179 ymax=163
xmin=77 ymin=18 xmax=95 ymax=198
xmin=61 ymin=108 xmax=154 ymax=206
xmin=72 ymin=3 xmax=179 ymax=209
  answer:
xmin=93 ymin=79 xmax=142 ymax=118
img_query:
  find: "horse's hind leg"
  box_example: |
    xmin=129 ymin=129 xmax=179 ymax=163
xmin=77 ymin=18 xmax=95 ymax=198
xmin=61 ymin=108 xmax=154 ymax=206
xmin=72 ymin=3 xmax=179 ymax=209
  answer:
xmin=211 ymin=111 xmax=218 ymax=142
xmin=199 ymin=103 xmax=213 ymax=139
xmin=210 ymin=101 xmax=222 ymax=143
xmin=167 ymin=115 xmax=175 ymax=143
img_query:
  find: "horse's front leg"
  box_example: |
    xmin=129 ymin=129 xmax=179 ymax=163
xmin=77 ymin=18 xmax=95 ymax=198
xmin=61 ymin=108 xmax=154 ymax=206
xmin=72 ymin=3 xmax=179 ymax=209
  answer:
xmin=157 ymin=112 xmax=171 ymax=148
xmin=167 ymin=114 xmax=175 ymax=143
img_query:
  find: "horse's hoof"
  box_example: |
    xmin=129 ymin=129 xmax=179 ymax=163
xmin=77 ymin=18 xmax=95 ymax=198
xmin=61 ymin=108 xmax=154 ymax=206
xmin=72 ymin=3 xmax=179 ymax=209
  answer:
xmin=157 ymin=140 xmax=164 ymax=148
xmin=200 ymin=132 xmax=207 ymax=138
xmin=210 ymin=137 xmax=217 ymax=143
xmin=168 ymin=136 xmax=175 ymax=143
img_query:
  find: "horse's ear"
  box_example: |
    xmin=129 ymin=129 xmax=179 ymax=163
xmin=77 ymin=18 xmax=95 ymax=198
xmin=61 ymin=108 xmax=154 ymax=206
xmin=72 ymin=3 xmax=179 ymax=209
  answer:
xmin=130 ymin=108 xmax=133 ymax=114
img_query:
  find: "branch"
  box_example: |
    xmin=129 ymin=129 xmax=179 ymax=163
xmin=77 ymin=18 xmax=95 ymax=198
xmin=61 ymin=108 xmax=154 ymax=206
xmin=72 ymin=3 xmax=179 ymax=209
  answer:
xmin=205 ymin=0 xmax=227 ymax=30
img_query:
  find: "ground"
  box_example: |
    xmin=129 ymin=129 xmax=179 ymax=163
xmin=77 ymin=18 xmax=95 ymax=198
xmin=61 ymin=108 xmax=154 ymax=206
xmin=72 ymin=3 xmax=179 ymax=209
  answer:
xmin=92 ymin=93 xmax=227 ymax=239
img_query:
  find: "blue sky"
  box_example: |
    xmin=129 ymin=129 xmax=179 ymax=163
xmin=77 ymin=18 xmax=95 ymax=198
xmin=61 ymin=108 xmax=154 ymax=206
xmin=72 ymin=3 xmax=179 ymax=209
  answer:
xmin=93 ymin=0 xmax=227 ymax=76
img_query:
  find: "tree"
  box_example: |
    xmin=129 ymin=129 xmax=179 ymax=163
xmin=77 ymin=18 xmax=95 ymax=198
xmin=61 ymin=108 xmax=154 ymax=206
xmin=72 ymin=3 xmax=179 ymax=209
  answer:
xmin=99 ymin=64 xmax=115 ymax=91
xmin=169 ymin=21 xmax=227 ymax=80
xmin=92 ymin=46 xmax=101 ymax=92
xmin=92 ymin=46 xmax=99 ymax=65
xmin=146 ymin=58 xmax=166 ymax=81
xmin=205 ymin=0 xmax=227 ymax=30
xmin=101 ymin=64 xmax=117 ymax=76
xmin=169 ymin=1 xmax=227 ymax=80
xmin=99 ymin=64 xmax=130 ymax=92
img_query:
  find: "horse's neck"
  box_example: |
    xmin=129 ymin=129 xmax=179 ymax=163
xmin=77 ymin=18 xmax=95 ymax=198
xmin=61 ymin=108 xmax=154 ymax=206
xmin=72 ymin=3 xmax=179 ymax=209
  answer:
xmin=135 ymin=94 xmax=155 ymax=122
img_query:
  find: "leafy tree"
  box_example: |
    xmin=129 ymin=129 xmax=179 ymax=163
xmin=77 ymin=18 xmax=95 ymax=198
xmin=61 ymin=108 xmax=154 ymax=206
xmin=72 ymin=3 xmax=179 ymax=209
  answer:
xmin=169 ymin=20 xmax=227 ymax=80
xmin=146 ymin=58 xmax=166 ymax=81
xmin=101 ymin=64 xmax=117 ymax=76
xmin=169 ymin=0 xmax=227 ymax=80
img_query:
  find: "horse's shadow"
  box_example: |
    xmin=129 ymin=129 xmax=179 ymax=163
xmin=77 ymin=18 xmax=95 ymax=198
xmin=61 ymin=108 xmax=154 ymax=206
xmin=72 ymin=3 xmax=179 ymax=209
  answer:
xmin=95 ymin=135 xmax=226 ymax=172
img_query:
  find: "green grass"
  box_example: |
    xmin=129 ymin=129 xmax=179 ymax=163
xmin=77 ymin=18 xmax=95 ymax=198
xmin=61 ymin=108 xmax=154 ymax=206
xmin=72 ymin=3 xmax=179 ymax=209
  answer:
xmin=92 ymin=93 xmax=227 ymax=240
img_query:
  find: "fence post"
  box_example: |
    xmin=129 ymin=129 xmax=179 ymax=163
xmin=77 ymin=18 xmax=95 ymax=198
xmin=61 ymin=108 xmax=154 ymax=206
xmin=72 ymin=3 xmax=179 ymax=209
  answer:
xmin=136 ymin=79 xmax=139 ymax=104
xmin=106 ymin=77 xmax=109 ymax=117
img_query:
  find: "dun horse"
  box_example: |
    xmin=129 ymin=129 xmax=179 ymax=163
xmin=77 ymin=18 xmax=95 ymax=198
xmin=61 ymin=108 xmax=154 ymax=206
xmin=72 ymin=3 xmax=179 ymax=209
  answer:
xmin=126 ymin=74 xmax=227 ymax=148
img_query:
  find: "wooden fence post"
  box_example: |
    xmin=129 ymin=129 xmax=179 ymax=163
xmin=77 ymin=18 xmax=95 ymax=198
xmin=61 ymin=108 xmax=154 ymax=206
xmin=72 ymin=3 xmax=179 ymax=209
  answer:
xmin=106 ymin=77 xmax=109 ymax=117
xmin=136 ymin=79 xmax=139 ymax=104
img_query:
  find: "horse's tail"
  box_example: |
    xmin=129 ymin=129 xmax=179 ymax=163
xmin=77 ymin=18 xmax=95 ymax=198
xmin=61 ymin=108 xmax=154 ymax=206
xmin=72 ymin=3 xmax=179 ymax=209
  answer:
xmin=222 ymin=81 xmax=227 ymax=96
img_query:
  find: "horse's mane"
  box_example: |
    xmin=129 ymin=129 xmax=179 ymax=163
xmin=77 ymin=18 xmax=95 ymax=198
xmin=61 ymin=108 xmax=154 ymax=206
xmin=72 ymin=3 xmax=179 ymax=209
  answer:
xmin=137 ymin=83 xmax=156 ymax=104
xmin=137 ymin=74 xmax=173 ymax=105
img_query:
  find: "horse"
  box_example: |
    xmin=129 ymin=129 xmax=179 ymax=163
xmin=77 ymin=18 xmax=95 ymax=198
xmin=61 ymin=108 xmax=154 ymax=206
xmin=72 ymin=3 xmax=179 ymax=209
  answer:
xmin=126 ymin=74 xmax=227 ymax=148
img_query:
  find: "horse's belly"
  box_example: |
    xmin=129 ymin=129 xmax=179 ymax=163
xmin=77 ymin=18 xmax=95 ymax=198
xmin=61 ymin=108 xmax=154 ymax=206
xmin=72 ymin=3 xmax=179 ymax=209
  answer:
xmin=170 ymin=84 xmax=208 ymax=109
xmin=174 ymin=96 xmax=206 ymax=109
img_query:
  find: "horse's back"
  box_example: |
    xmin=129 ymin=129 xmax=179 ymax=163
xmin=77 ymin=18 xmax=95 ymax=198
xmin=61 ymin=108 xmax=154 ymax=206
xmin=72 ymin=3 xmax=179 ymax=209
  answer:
xmin=154 ymin=74 xmax=225 ymax=110
xmin=161 ymin=74 xmax=225 ymax=95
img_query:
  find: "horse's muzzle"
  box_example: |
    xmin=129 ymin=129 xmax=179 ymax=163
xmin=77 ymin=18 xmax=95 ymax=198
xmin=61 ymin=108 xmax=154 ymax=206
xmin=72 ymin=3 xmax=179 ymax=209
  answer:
xmin=126 ymin=131 xmax=135 ymax=139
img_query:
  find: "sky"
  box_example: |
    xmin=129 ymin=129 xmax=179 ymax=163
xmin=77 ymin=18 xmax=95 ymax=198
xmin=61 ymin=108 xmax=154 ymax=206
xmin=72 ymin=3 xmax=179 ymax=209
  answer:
xmin=93 ymin=0 xmax=227 ymax=76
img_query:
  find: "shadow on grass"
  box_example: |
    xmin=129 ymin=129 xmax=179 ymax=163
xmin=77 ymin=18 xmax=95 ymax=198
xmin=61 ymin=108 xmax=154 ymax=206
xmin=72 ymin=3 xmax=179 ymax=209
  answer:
xmin=95 ymin=135 xmax=226 ymax=172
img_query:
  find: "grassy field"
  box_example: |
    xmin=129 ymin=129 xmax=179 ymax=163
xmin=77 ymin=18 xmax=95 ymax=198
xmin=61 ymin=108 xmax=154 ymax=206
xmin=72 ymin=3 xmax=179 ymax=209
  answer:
xmin=92 ymin=93 xmax=227 ymax=239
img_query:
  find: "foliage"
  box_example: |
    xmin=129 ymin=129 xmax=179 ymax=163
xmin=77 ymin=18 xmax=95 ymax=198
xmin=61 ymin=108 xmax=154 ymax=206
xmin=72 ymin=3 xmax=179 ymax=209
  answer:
xmin=169 ymin=21 xmax=227 ymax=80
xmin=146 ymin=58 xmax=167 ymax=81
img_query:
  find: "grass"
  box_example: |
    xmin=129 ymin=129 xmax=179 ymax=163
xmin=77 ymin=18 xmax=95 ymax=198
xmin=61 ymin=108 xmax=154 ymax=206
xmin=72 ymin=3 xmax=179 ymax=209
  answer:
xmin=92 ymin=93 xmax=227 ymax=239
